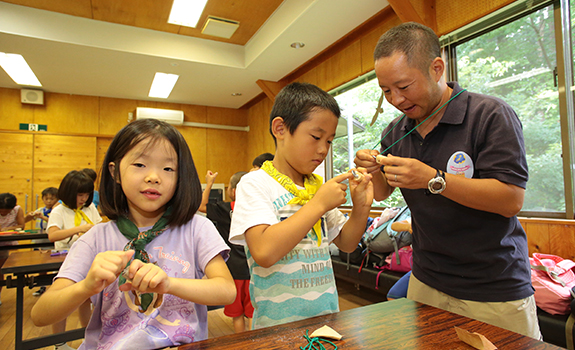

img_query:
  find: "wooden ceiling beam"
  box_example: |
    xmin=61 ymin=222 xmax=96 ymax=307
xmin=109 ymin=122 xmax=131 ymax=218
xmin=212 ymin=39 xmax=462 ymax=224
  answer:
xmin=387 ymin=0 xmax=437 ymax=33
xmin=256 ymin=80 xmax=286 ymax=101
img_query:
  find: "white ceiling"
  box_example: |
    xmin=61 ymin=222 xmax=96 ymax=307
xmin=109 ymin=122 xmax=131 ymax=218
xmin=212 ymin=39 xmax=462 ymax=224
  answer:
xmin=0 ymin=0 xmax=389 ymax=109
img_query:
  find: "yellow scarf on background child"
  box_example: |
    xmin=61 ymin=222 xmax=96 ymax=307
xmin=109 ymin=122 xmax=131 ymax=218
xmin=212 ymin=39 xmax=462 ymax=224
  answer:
xmin=63 ymin=204 xmax=94 ymax=226
xmin=261 ymin=161 xmax=323 ymax=247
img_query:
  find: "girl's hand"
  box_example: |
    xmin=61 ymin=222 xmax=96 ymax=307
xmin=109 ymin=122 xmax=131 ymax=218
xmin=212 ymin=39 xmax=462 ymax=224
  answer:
xmin=83 ymin=250 xmax=134 ymax=295
xmin=119 ymin=259 xmax=171 ymax=294
xmin=311 ymin=173 xmax=353 ymax=212
xmin=349 ymin=167 xmax=374 ymax=208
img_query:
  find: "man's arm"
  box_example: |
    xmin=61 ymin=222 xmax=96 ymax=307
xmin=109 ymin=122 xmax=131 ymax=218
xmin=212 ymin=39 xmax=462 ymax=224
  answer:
xmin=378 ymin=154 xmax=524 ymax=218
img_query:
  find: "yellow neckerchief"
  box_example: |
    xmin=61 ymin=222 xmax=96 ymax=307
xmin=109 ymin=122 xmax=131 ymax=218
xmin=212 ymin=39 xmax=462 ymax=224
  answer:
xmin=63 ymin=204 xmax=94 ymax=226
xmin=261 ymin=160 xmax=323 ymax=246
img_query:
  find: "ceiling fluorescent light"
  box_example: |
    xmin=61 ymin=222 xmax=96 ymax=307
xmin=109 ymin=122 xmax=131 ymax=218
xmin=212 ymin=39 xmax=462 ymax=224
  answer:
xmin=149 ymin=72 xmax=179 ymax=98
xmin=168 ymin=0 xmax=208 ymax=28
xmin=0 ymin=53 xmax=42 ymax=86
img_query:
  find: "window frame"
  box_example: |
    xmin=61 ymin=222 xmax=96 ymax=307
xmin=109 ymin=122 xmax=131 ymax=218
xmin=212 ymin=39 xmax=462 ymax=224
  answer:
xmin=329 ymin=0 xmax=575 ymax=218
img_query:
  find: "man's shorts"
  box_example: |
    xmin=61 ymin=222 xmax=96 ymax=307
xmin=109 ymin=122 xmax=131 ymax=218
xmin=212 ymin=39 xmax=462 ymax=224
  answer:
xmin=224 ymin=279 xmax=254 ymax=318
xmin=407 ymin=273 xmax=541 ymax=339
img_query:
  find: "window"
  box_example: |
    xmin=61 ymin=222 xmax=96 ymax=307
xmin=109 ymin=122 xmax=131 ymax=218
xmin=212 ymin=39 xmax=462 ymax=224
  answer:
xmin=331 ymin=74 xmax=406 ymax=208
xmin=330 ymin=0 xmax=575 ymax=217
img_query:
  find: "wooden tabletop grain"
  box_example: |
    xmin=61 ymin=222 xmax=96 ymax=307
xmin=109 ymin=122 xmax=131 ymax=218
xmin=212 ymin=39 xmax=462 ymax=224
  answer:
xmin=1 ymin=250 xmax=66 ymax=275
xmin=179 ymin=298 xmax=562 ymax=350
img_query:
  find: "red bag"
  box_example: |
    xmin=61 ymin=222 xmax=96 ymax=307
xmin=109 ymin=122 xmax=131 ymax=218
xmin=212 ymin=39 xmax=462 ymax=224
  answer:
xmin=530 ymin=253 xmax=575 ymax=315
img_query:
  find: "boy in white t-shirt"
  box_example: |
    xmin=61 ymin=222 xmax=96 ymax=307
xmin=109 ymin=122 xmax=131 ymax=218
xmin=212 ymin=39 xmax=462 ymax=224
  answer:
xmin=229 ymin=82 xmax=374 ymax=329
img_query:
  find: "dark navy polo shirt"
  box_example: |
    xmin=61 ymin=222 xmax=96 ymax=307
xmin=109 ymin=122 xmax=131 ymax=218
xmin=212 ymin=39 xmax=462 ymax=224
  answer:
xmin=379 ymin=82 xmax=532 ymax=302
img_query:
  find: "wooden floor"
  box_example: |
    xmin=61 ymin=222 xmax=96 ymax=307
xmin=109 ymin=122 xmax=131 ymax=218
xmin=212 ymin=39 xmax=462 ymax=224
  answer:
xmin=0 ymin=278 xmax=386 ymax=349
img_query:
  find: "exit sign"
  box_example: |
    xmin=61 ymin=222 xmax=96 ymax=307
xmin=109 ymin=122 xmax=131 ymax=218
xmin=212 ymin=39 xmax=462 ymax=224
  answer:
xmin=19 ymin=123 xmax=47 ymax=131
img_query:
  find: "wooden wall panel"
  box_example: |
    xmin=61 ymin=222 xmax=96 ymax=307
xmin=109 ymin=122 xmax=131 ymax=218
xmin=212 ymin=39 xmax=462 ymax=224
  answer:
xmin=204 ymin=107 xmax=249 ymax=187
xmin=360 ymin=16 xmax=403 ymax=73
xmin=0 ymin=88 xmax=35 ymax=130
xmin=523 ymin=222 xmax=550 ymax=257
xmin=0 ymin=133 xmax=34 ymax=212
xmin=207 ymin=107 xmax=248 ymax=126
xmin=182 ymin=104 xmax=208 ymax=123
xmin=98 ymin=97 xmax=136 ymax=136
xmin=247 ymin=97 xmax=275 ymax=169
xmin=177 ymin=127 xmax=207 ymax=183
xmin=549 ymin=224 xmax=575 ymax=260
xmin=34 ymin=93 xmax=99 ymax=134
xmin=206 ymin=129 xmax=249 ymax=192
xmin=96 ymin=137 xmax=113 ymax=180
xmin=33 ymin=134 xmax=97 ymax=201
xmin=315 ymin=40 xmax=363 ymax=92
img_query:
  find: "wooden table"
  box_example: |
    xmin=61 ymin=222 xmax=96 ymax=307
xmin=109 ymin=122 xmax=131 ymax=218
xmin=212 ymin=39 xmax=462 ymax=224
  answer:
xmin=1 ymin=250 xmax=84 ymax=350
xmin=0 ymin=230 xmax=53 ymax=251
xmin=179 ymin=298 xmax=562 ymax=350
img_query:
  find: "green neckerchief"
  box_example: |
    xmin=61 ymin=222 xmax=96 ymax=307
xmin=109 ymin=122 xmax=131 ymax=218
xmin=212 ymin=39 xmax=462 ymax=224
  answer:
xmin=117 ymin=207 xmax=172 ymax=312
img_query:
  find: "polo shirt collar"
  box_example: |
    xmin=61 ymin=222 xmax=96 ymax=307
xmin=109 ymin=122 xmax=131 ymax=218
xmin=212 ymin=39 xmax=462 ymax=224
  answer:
xmin=440 ymin=82 xmax=468 ymax=125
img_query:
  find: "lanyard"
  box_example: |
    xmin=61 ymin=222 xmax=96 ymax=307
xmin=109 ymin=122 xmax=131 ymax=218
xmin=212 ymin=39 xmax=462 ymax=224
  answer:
xmin=371 ymin=89 xmax=466 ymax=154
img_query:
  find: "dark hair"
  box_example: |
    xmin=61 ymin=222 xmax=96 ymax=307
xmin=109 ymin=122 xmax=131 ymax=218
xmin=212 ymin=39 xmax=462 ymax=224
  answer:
xmin=230 ymin=171 xmax=248 ymax=190
xmin=252 ymin=153 xmax=274 ymax=168
xmin=373 ymin=22 xmax=440 ymax=73
xmin=99 ymin=119 xmax=201 ymax=226
xmin=42 ymin=187 xmax=59 ymax=198
xmin=58 ymin=170 xmax=94 ymax=209
xmin=269 ymin=82 xmax=340 ymax=144
xmin=0 ymin=193 xmax=17 ymax=210
xmin=82 ymin=168 xmax=97 ymax=182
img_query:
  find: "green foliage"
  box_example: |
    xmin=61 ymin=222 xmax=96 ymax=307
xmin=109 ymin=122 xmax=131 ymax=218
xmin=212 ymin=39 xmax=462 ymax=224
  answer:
xmin=331 ymin=4 xmax=566 ymax=213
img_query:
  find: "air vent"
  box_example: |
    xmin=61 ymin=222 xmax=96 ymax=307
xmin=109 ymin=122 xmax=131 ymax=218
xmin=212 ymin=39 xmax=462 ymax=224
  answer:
xmin=201 ymin=16 xmax=239 ymax=39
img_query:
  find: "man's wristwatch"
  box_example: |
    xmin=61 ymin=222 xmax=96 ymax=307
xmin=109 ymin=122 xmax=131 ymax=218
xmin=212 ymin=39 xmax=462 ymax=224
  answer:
xmin=427 ymin=169 xmax=446 ymax=194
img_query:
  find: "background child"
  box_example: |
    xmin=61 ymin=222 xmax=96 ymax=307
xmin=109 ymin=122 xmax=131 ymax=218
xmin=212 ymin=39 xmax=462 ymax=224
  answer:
xmin=81 ymin=168 xmax=99 ymax=209
xmin=250 ymin=153 xmax=274 ymax=172
xmin=0 ymin=192 xmax=25 ymax=231
xmin=46 ymin=170 xmax=102 ymax=350
xmin=48 ymin=170 xmax=101 ymax=251
xmin=199 ymin=170 xmax=252 ymax=332
xmin=24 ymin=186 xmax=59 ymax=296
xmin=0 ymin=192 xmax=25 ymax=305
xmin=229 ymin=82 xmax=374 ymax=329
xmin=25 ymin=186 xmax=59 ymax=231
xmin=32 ymin=119 xmax=236 ymax=349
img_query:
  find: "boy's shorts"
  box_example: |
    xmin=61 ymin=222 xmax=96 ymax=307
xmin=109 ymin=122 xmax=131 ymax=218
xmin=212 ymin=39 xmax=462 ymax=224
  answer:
xmin=224 ymin=279 xmax=254 ymax=318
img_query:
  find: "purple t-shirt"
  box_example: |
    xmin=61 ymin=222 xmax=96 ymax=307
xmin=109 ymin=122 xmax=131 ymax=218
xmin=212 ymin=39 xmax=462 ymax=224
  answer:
xmin=56 ymin=215 xmax=230 ymax=350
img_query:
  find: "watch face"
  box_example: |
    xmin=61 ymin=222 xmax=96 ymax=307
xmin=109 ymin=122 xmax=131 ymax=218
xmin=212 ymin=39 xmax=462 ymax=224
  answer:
xmin=431 ymin=181 xmax=443 ymax=190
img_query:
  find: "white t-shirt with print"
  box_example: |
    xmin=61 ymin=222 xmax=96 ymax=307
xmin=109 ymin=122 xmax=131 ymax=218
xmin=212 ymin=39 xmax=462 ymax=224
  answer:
xmin=229 ymin=169 xmax=347 ymax=329
xmin=47 ymin=203 xmax=102 ymax=250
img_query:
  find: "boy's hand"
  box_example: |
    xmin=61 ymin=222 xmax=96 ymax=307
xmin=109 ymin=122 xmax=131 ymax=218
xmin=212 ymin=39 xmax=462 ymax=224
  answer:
xmin=84 ymin=250 xmax=134 ymax=295
xmin=206 ymin=171 xmax=218 ymax=185
xmin=354 ymin=149 xmax=381 ymax=174
xmin=78 ymin=224 xmax=94 ymax=234
xmin=119 ymin=259 xmax=171 ymax=294
xmin=349 ymin=167 xmax=374 ymax=207
xmin=311 ymin=173 xmax=353 ymax=212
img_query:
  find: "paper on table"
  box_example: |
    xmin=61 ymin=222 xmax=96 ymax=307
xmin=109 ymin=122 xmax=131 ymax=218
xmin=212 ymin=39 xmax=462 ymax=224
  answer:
xmin=310 ymin=325 xmax=343 ymax=340
xmin=454 ymin=326 xmax=497 ymax=350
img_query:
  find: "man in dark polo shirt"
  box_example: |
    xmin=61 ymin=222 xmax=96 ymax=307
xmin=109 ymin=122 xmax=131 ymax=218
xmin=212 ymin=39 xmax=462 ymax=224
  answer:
xmin=355 ymin=22 xmax=540 ymax=339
